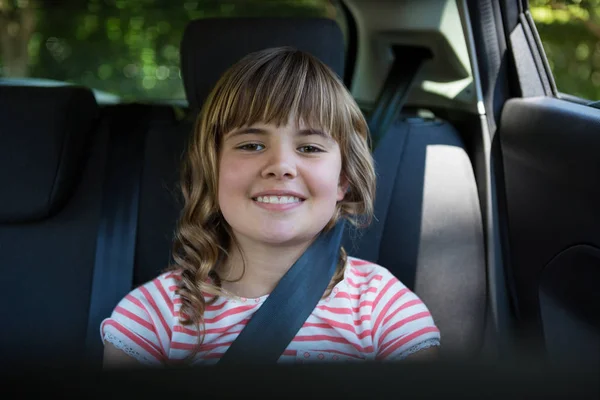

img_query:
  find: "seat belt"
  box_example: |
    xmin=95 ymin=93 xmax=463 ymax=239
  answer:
xmin=343 ymin=45 xmax=431 ymax=260
xmin=84 ymin=105 xmax=147 ymax=365
xmin=343 ymin=121 xmax=410 ymax=263
xmin=368 ymin=45 xmax=432 ymax=149
xmin=218 ymin=221 xmax=346 ymax=365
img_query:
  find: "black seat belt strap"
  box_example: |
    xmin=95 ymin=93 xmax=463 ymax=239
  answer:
xmin=368 ymin=45 xmax=432 ymax=149
xmin=343 ymin=46 xmax=430 ymax=260
xmin=85 ymin=106 xmax=147 ymax=365
xmin=343 ymin=121 xmax=410 ymax=262
xmin=218 ymin=221 xmax=346 ymax=365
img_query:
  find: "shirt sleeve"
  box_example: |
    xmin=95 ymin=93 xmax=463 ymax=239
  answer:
xmin=371 ymin=272 xmax=441 ymax=360
xmin=100 ymin=275 xmax=175 ymax=366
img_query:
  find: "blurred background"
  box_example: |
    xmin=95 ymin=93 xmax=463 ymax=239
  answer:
xmin=530 ymin=0 xmax=600 ymax=101
xmin=0 ymin=0 xmax=598 ymax=102
xmin=0 ymin=0 xmax=338 ymax=103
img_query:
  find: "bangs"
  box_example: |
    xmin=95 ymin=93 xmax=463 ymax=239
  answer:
xmin=204 ymin=48 xmax=352 ymax=143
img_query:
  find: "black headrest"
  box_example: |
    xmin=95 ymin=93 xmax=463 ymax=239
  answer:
xmin=181 ymin=17 xmax=345 ymax=111
xmin=0 ymin=85 xmax=99 ymax=223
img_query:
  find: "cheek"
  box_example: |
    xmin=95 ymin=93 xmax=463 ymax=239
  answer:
xmin=217 ymin=155 xmax=246 ymax=204
xmin=307 ymin=159 xmax=343 ymax=200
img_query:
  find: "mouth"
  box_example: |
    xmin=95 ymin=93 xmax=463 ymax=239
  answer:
xmin=250 ymin=191 xmax=307 ymax=206
xmin=251 ymin=195 xmax=305 ymax=205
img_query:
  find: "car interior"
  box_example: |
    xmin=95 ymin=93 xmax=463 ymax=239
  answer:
xmin=0 ymin=0 xmax=598 ymax=393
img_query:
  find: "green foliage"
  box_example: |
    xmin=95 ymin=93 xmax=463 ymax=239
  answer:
xmin=10 ymin=1 xmax=597 ymax=102
xmin=530 ymin=0 xmax=600 ymax=100
xmin=1 ymin=0 xmax=334 ymax=102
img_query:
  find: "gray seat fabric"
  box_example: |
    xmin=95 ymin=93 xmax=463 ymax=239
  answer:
xmin=135 ymin=121 xmax=190 ymax=285
xmin=0 ymin=86 xmax=106 ymax=367
xmin=343 ymin=116 xmax=487 ymax=356
xmin=180 ymin=17 xmax=345 ymax=113
xmin=0 ymin=87 xmax=176 ymax=368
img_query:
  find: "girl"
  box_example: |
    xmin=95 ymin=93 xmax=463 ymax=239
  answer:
xmin=102 ymin=46 xmax=440 ymax=367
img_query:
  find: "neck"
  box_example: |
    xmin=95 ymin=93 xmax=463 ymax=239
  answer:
xmin=218 ymin=236 xmax=316 ymax=299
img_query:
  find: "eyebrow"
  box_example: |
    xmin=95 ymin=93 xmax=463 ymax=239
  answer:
xmin=298 ymin=128 xmax=330 ymax=139
xmin=226 ymin=127 xmax=268 ymax=137
xmin=226 ymin=127 xmax=331 ymax=139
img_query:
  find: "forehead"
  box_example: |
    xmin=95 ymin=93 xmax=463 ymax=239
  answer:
xmin=224 ymin=122 xmax=333 ymax=142
xmin=224 ymin=114 xmax=332 ymax=137
xmin=249 ymin=116 xmax=323 ymax=131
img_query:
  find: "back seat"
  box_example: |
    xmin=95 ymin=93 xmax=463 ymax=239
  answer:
xmin=0 ymin=16 xmax=487 ymax=367
xmin=0 ymin=85 xmax=176 ymax=368
xmin=345 ymin=115 xmax=487 ymax=356
xmin=0 ymin=85 xmax=105 ymax=366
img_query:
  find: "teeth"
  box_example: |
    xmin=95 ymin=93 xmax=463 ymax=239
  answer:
xmin=255 ymin=196 xmax=301 ymax=204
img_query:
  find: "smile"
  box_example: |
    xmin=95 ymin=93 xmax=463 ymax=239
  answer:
xmin=253 ymin=195 xmax=303 ymax=204
xmin=251 ymin=195 xmax=305 ymax=211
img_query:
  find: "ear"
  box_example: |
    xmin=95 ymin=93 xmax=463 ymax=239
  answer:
xmin=337 ymin=175 xmax=350 ymax=201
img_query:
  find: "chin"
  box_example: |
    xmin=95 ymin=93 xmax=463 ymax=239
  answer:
xmin=244 ymin=224 xmax=316 ymax=247
xmin=255 ymin=230 xmax=307 ymax=246
xmin=230 ymin=217 xmax=333 ymax=247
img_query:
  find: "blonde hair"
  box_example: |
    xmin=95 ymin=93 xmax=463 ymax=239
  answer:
xmin=169 ymin=46 xmax=376 ymax=356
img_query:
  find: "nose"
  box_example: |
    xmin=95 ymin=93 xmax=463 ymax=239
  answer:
xmin=261 ymin=144 xmax=297 ymax=180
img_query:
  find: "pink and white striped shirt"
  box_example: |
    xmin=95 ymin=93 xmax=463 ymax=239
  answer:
xmin=100 ymin=257 xmax=440 ymax=365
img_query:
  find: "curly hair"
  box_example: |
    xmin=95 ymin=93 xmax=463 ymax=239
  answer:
xmin=168 ymin=46 xmax=376 ymax=358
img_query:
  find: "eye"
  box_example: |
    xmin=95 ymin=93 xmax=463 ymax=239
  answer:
xmin=237 ymin=143 xmax=265 ymax=151
xmin=298 ymin=145 xmax=324 ymax=153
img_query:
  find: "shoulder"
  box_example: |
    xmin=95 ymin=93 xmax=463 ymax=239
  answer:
xmin=345 ymin=256 xmax=406 ymax=292
xmin=339 ymin=256 xmax=415 ymax=311
xmin=345 ymin=256 xmax=439 ymax=329
xmin=103 ymin=270 xmax=182 ymax=331
xmin=126 ymin=270 xmax=182 ymax=308
xmin=100 ymin=270 xmax=183 ymax=365
xmin=344 ymin=259 xmax=441 ymax=359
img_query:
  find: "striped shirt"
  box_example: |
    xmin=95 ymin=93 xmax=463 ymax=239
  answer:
xmin=100 ymin=257 xmax=440 ymax=366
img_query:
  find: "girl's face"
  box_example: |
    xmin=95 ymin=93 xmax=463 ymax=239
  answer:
xmin=218 ymin=115 xmax=347 ymax=249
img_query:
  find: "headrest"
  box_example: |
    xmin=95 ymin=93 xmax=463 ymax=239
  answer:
xmin=181 ymin=17 xmax=345 ymax=111
xmin=0 ymin=85 xmax=99 ymax=223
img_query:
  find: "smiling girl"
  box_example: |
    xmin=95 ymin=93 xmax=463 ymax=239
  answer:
xmin=101 ymin=47 xmax=440 ymax=367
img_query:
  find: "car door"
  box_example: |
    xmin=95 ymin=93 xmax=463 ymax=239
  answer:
xmin=464 ymin=0 xmax=600 ymax=364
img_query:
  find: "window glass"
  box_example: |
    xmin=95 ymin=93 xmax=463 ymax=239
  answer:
xmin=530 ymin=0 xmax=600 ymax=101
xmin=0 ymin=0 xmax=341 ymax=102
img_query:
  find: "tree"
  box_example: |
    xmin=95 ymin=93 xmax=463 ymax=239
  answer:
xmin=0 ymin=0 xmax=335 ymax=101
xmin=530 ymin=0 xmax=600 ymax=100
xmin=0 ymin=0 xmax=39 ymax=77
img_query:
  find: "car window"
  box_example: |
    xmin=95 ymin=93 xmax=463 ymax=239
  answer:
xmin=0 ymin=0 xmax=343 ymax=103
xmin=529 ymin=0 xmax=600 ymax=101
